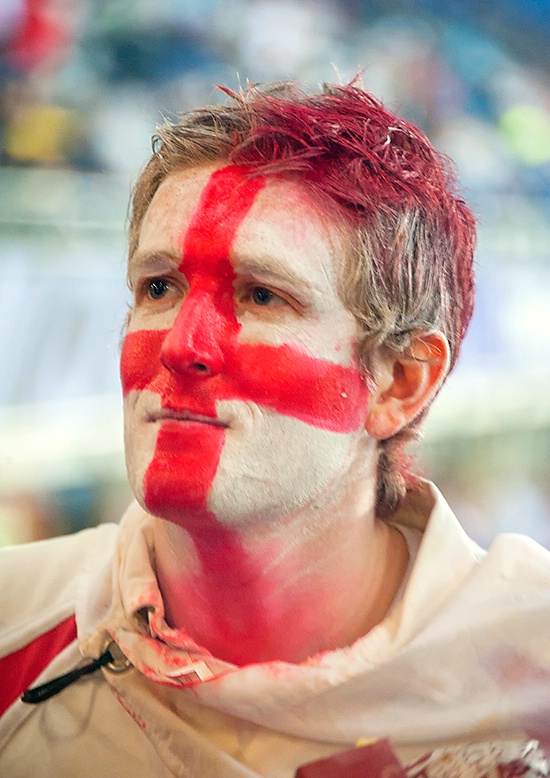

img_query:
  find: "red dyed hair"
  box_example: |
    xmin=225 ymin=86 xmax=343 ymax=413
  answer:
xmin=128 ymin=82 xmax=477 ymax=516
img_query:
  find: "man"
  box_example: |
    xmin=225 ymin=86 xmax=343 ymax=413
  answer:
xmin=1 ymin=82 xmax=549 ymax=776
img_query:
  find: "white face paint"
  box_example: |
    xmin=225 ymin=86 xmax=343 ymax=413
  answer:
xmin=121 ymin=164 xmax=374 ymax=529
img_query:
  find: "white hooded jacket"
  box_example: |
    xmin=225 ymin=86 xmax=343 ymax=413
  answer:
xmin=1 ymin=481 xmax=549 ymax=777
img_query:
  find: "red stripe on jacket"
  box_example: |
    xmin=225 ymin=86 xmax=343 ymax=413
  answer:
xmin=0 ymin=615 xmax=77 ymax=716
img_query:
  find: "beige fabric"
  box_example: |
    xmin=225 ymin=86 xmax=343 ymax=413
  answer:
xmin=1 ymin=482 xmax=550 ymax=776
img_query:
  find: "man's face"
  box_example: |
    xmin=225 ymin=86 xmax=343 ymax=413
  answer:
xmin=121 ymin=164 xmax=373 ymax=529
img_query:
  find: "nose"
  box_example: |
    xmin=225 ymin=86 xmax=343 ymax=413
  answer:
xmin=160 ymin=289 xmax=225 ymax=376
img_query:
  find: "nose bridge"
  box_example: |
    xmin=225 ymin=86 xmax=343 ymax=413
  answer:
xmin=161 ymin=283 xmax=225 ymax=375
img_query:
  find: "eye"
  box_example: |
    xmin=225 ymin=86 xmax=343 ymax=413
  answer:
xmin=235 ymin=281 xmax=297 ymax=314
xmin=147 ymin=278 xmax=171 ymax=300
xmin=251 ymin=286 xmax=277 ymax=306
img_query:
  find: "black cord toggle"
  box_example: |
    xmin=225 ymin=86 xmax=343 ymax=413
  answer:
xmin=21 ymin=647 xmax=115 ymax=705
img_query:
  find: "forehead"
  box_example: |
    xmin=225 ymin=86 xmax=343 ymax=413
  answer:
xmin=135 ymin=164 xmax=346 ymax=292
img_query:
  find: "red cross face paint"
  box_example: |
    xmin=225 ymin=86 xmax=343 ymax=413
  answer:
xmin=122 ymin=164 xmax=372 ymax=528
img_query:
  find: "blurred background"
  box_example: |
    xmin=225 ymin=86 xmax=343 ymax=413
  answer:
xmin=1 ymin=0 xmax=549 ymax=548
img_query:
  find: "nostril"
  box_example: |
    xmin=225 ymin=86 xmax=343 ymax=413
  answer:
xmin=192 ymin=362 xmax=210 ymax=374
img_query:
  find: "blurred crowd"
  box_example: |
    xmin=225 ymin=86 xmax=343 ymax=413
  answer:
xmin=1 ymin=0 xmax=550 ymax=192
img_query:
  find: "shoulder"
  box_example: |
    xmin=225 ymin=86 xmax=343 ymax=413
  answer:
xmin=0 ymin=523 xmax=119 ymax=657
xmin=486 ymin=530 xmax=550 ymax=575
xmin=398 ymin=481 xmax=550 ymax=633
xmin=478 ymin=531 xmax=550 ymax=610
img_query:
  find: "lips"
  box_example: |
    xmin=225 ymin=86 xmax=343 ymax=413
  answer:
xmin=148 ymin=408 xmax=228 ymax=429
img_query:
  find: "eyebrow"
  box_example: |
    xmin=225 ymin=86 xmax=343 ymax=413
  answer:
xmin=127 ymin=250 xmax=182 ymax=281
xmin=234 ymin=253 xmax=316 ymax=294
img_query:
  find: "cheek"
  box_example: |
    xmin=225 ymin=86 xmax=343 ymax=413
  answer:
xmin=122 ymin=391 xmax=158 ymax=504
xmin=120 ymin=329 xmax=165 ymax=396
xmin=229 ymin=341 xmax=369 ymax=433
xmin=237 ymin=309 xmax=354 ymax=361
xmin=209 ymin=404 xmax=366 ymax=522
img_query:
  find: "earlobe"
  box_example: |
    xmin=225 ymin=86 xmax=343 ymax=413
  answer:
xmin=365 ymin=332 xmax=450 ymax=440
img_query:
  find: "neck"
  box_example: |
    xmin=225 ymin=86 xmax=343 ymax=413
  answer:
xmin=152 ymin=481 xmax=409 ymax=666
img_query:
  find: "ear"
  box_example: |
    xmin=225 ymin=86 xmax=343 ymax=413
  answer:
xmin=365 ymin=331 xmax=450 ymax=440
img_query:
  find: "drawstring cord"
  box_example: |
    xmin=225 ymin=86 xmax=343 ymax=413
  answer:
xmin=21 ymin=641 xmax=130 ymax=705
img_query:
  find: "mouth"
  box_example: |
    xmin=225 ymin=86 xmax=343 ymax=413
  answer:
xmin=148 ymin=409 xmax=229 ymax=429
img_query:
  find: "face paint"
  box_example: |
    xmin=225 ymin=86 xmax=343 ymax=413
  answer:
xmin=121 ymin=165 xmax=371 ymax=527
xmin=122 ymin=332 xmax=369 ymax=430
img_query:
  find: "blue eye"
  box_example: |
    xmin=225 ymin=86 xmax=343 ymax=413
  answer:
xmin=251 ymin=286 xmax=274 ymax=305
xmin=148 ymin=278 xmax=170 ymax=299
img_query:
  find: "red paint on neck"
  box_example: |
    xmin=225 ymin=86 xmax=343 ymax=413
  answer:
xmin=184 ymin=528 xmax=283 ymax=664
